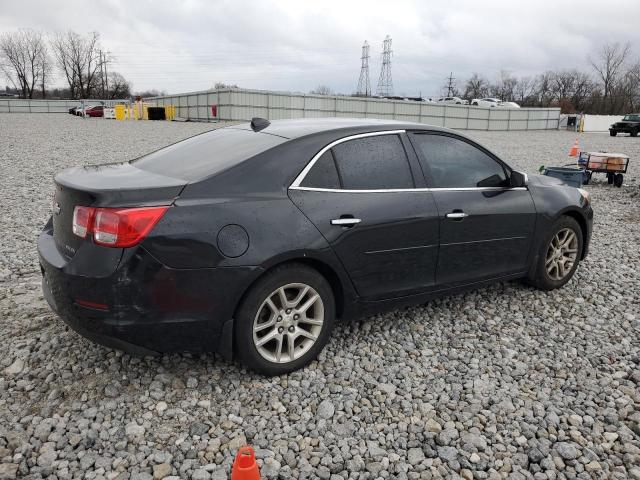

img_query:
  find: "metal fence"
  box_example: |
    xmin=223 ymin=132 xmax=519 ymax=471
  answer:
xmin=0 ymin=98 xmax=130 ymax=113
xmin=0 ymin=90 xmax=561 ymax=131
xmin=146 ymin=88 xmax=561 ymax=131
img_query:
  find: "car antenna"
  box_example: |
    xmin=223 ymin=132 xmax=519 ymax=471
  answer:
xmin=250 ymin=117 xmax=270 ymax=132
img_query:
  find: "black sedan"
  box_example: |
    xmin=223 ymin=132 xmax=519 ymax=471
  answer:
xmin=39 ymin=118 xmax=593 ymax=375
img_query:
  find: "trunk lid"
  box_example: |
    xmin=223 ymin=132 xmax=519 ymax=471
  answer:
xmin=53 ymin=162 xmax=185 ymax=258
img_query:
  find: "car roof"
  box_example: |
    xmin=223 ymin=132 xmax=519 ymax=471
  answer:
xmin=231 ymin=117 xmax=447 ymax=140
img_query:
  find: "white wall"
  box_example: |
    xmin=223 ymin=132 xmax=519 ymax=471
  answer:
xmin=146 ymin=88 xmax=562 ymax=131
xmin=582 ymin=115 xmax=623 ymax=132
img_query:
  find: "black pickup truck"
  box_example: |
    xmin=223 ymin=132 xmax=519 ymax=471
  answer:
xmin=610 ymin=114 xmax=640 ymax=136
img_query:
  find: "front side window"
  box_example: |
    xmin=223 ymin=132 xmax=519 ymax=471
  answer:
xmin=331 ymin=134 xmax=414 ymax=190
xmin=411 ymin=134 xmax=509 ymax=189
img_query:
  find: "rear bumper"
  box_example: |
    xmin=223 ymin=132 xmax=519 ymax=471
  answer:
xmin=38 ymin=227 xmax=261 ymax=357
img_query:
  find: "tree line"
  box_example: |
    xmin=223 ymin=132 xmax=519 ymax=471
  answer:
xmin=450 ymin=42 xmax=639 ymax=114
xmin=0 ymin=29 xmax=131 ymax=100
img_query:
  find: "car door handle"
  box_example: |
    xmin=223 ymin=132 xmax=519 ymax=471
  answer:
xmin=331 ymin=218 xmax=361 ymax=226
xmin=445 ymin=211 xmax=468 ymax=219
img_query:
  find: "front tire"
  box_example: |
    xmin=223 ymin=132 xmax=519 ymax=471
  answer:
xmin=234 ymin=263 xmax=335 ymax=375
xmin=610 ymin=130 xmax=617 ymax=137
xmin=529 ymin=216 xmax=583 ymax=290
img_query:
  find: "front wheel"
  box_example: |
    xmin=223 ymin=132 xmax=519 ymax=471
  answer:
xmin=234 ymin=264 xmax=335 ymax=375
xmin=528 ymin=216 xmax=583 ymax=290
xmin=610 ymin=130 xmax=617 ymax=137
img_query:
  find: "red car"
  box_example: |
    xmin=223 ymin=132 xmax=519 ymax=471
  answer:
xmin=85 ymin=105 xmax=104 ymax=117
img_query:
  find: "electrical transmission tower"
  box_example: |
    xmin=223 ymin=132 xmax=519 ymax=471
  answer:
xmin=376 ymin=35 xmax=393 ymax=97
xmin=445 ymin=72 xmax=456 ymax=96
xmin=356 ymin=41 xmax=371 ymax=96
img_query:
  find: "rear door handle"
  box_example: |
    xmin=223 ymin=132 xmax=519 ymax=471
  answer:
xmin=331 ymin=218 xmax=361 ymax=226
xmin=445 ymin=212 xmax=468 ymax=219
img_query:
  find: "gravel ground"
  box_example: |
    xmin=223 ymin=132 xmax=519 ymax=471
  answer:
xmin=1 ymin=114 xmax=639 ymax=480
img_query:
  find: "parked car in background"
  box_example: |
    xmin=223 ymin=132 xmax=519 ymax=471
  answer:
xmin=498 ymin=101 xmax=521 ymax=108
xmin=39 ymin=118 xmax=593 ymax=375
xmin=472 ymin=98 xmax=502 ymax=107
xmin=85 ymin=105 xmax=104 ymax=118
xmin=68 ymin=106 xmax=82 ymax=115
xmin=609 ymin=113 xmax=640 ymax=137
xmin=74 ymin=105 xmax=101 ymax=116
xmin=437 ymin=96 xmax=464 ymax=105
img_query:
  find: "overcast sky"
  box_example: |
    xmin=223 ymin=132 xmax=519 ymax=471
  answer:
xmin=1 ymin=0 xmax=639 ymax=96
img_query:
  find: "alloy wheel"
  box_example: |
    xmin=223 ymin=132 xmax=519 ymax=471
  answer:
xmin=252 ymin=283 xmax=324 ymax=364
xmin=545 ymin=228 xmax=578 ymax=281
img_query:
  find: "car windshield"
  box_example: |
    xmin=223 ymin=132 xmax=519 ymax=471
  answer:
xmin=623 ymin=114 xmax=640 ymax=121
xmin=132 ymin=127 xmax=286 ymax=181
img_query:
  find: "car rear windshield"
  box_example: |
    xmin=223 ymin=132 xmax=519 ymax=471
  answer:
xmin=623 ymin=114 xmax=640 ymax=121
xmin=132 ymin=128 xmax=286 ymax=181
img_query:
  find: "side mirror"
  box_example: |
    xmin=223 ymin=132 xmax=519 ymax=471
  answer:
xmin=510 ymin=170 xmax=528 ymax=188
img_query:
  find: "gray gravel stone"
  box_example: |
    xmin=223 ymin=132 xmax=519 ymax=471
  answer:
xmin=317 ymin=399 xmax=335 ymax=419
xmin=1 ymin=115 xmax=639 ymax=479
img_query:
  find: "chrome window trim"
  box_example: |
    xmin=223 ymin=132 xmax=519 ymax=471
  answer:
xmin=289 ymin=186 xmax=528 ymax=193
xmin=288 ymin=129 xmax=529 ymax=193
xmin=290 ymin=130 xmax=407 ymax=188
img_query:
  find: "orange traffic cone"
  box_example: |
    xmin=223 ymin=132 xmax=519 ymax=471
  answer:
xmin=568 ymin=138 xmax=579 ymax=157
xmin=231 ymin=446 xmax=260 ymax=480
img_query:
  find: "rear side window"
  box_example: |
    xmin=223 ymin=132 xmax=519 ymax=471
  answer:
xmin=411 ymin=134 xmax=508 ymax=188
xmin=300 ymin=150 xmax=340 ymax=189
xmin=132 ymin=128 xmax=285 ymax=181
xmin=331 ymin=134 xmax=414 ymax=190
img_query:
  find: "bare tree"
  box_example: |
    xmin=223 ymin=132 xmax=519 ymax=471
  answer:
xmin=106 ymin=71 xmax=131 ymax=99
xmin=0 ymin=30 xmax=49 ymax=98
xmin=534 ymin=71 xmax=555 ymax=107
xmin=310 ymin=85 xmax=334 ymax=95
xmin=514 ymin=76 xmax=537 ymax=105
xmin=463 ymin=73 xmax=489 ymax=100
xmin=489 ymin=71 xmax=518 ymax=101
xmin=589 ymin=42 xmax=631 ymax=112
xmin=52 ymin=31 xmax=104 ymax=99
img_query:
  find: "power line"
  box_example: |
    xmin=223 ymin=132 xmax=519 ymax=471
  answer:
xmin=376 ymin=35 xmax=393 ymax=97
xmin=356 ymin=41 xmax=370 ymax=96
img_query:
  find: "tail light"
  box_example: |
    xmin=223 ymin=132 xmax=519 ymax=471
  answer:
xmin=72 ymin=206 xmax=168 ymax=247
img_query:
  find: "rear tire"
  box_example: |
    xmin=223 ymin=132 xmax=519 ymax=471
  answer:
xmin=631 ymin=129 xmax=638 ymax=137
xmin=607 ymin=173 xmax=614 ymax=184
xmin=610 ymin=130 xmax=617 ymax=137
xmin=528 ymin=216 xmax=583 ymax=291
xmin=234 ymin=263 xmax=335 ymax=376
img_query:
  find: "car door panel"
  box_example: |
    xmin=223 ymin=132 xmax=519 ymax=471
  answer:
xmin=289 ymin=189 xmax=439 ymax=300
xmin=407 ymin=132 xmax=537 ymax=287
xmin=433 ymin=189 xmax=536 ymax=286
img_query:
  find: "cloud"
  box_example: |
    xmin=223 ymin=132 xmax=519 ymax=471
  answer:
xmin=1 ymin=0 xmax=638 ymax=95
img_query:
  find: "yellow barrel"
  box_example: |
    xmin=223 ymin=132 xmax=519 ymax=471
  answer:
xmin=114 ymin=104 xmax=126 ymax=121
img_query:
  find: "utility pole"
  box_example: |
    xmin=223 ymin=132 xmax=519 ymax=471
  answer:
xmin=446 ymin=72 xmax=456 ymax=96
xmin=99 ymin=50 xmax=105 ymax=97
xmin=356 ymin=41 xmax=371 ymax=96
xmin=103 ymin=51 xmax=109 ymax=98
xmin=376 ymin=35 xmax=393 ymax=97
